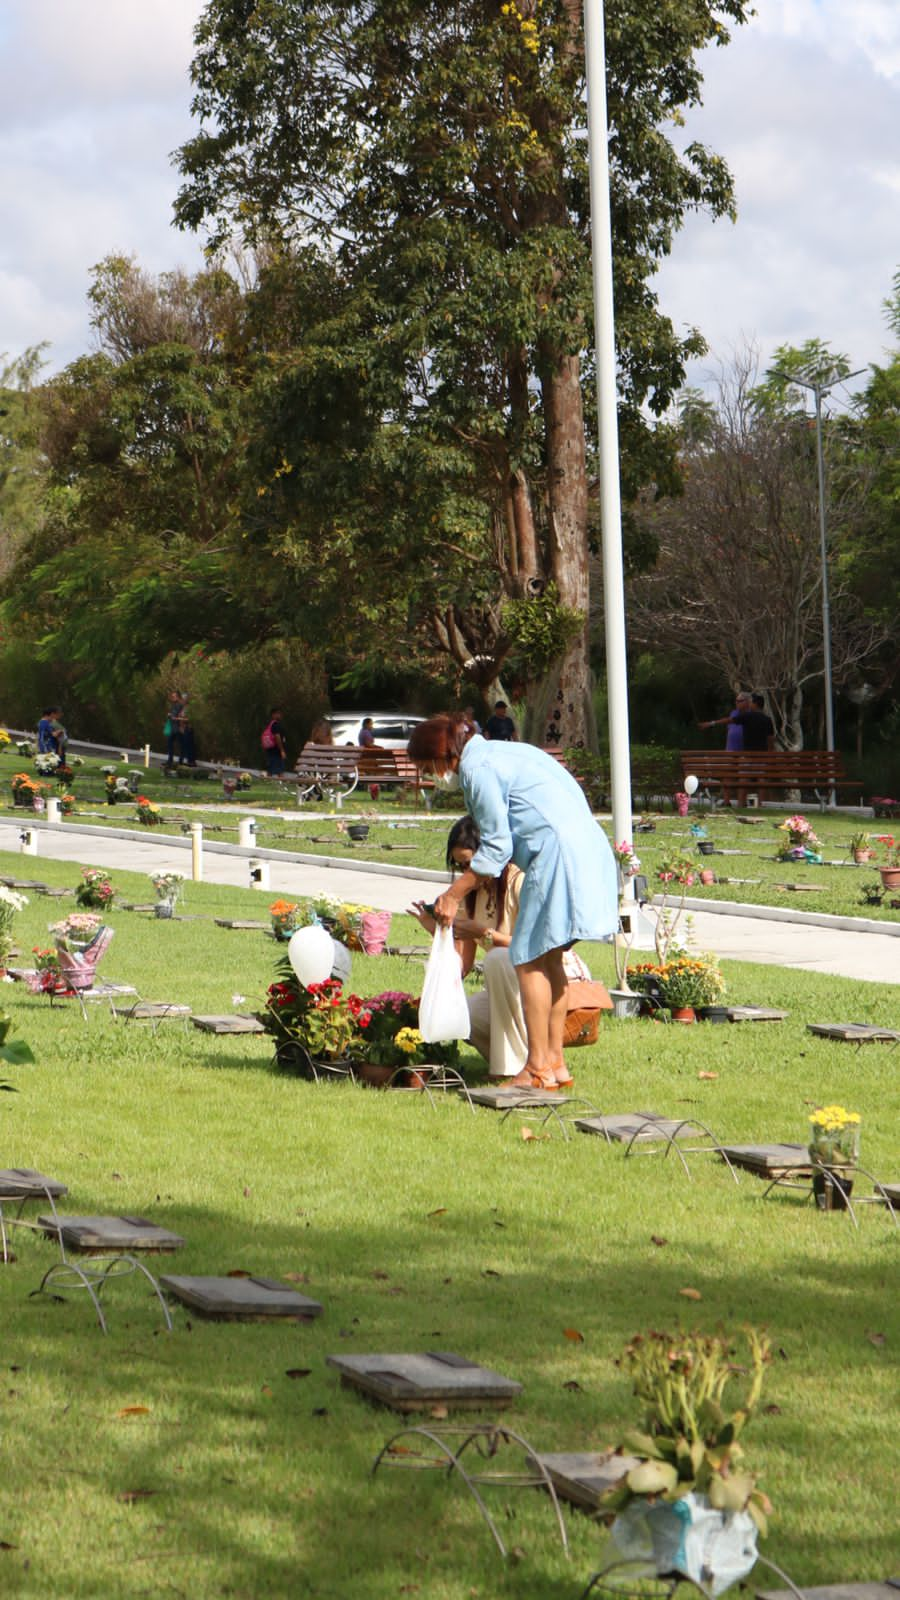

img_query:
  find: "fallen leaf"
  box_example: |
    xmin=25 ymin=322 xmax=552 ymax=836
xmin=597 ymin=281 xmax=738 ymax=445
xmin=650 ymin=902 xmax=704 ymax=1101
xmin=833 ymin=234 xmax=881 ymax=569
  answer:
xmin=430 ymin=1403 xmax=449 ymax=1420
xmin=371 ymin=1270 xmax=389 ymax=1280
xmin=111 ymin=1171 xmax=123 ymax=1180
xmin=0 ymin=1541 xmax=18 ymax=1551
xmin=493 ymin=1219 xmax=506 ymax=1228
xmin=867 ymin=1331 xmax=886 ymax=1348
xmin=563 ymin=1328 xmax=585 ymax=1343
xmin=285 ymin=1369 xmax=311 ymax=1380
xmin=388 ymin=1443 xmax=414 ymax=1456
xmin=227 ymin=1269 xmax=251 ymax=1279
xmin=482 ymin=1268 xmax=502 ymax=1278
xmin=283 ymin=1271 xmax=310 ymax=1284
xmin=261 ymin=1385 xmax=273 ymax=1397
xmin=118 ymin=1489 xmax=158 ymax=1503
xmin=679 ymin=1287 xmax=702 ymax=1301
xmin=242 ymin=1187 xmax=251 ymax=1198
xmin=777 ymin=1347 xmax=789 ymax=1360
xmin=117 ymin=1405 xmax=150 ymax=1417
xmin=520 ymin=1126 xmax=536 ymax=1142
xmin=650 ymin=1235 xmax=668 ymax=1247
xmin=763 ymin=1404 xmax=782 ymax=1415
xmin=427 ymin=1207 xmax=447 ymax=1217
xmin=312 ymin=1407 xmax=329 ymax=1418
xmin=563 ymin=1380 xmax=583 ymax=1393
xmin=698 ymin=1071 xmax=718 ymax=1081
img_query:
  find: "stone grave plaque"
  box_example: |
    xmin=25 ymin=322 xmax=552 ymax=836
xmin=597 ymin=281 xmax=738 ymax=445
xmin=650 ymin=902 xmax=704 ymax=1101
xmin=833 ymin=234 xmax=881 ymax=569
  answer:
xmin=35 ymin=887 xmax=70 ymax=899
xmin=807 ymin=1023 xmax=900 ymax=1044
xmin=758 ymin=1586 xmax=899 ymax=1600
xmin=38 ymin=1214 xmax=186 ymax=1252
xmin=876 ymin=1184 xmax=900 ymax=1209
xmin=574 ymin=1112 xmax=700 ymax=1143
xmin=214 ymin=919 xmax=271 ymax=931
xmin=774 ymin=883 xmax=827 ymax=894
xmin=466 ymin=1086 xmax=574 ymax=1110
xmin=327 ymin=1351 xmax=522 ymax=1412
xmin=191 ymin=1014 xmax=266 ymax=1035
xmin=160 ymin=1275 xmax=323 ymax=1320
xmin=112 ymin=1002 xmax=192 ymax=1021
xmin=120 ymin=902 xmax=159 ymax=913
xmin=0 ymin=1168 xmax=67 ymax=1199
xmin=726 ymin=1007 xmax=789 ymax=1023
xmin=718 ymin=1144 xmax=810 ymax=1178
xmin=528 ymin=1451 xmax=640 ymax=1512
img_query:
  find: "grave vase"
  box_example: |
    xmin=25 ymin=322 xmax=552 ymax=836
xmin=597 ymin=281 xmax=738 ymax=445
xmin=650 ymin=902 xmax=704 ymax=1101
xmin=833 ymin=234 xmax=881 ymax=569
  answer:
xmin=670 ymin=1006 xmax=697 ymax=1024
xmin=812 ymin=1167 xmax=855 ymax=1212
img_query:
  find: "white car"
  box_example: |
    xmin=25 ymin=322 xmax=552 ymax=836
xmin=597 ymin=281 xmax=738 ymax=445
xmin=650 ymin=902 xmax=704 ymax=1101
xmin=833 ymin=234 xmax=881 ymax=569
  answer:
xmin=325 ymin=713 xmax=425 ymax=751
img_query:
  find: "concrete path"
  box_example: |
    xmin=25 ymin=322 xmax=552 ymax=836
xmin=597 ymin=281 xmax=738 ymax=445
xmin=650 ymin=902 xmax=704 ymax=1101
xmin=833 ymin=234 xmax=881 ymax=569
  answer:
xmin=3 ymin=818 xmax=898 ymax=987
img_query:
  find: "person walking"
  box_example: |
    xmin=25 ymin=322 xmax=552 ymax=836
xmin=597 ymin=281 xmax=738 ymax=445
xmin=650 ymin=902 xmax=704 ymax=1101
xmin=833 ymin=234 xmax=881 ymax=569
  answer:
xmin=407 ymin=714 xmax=618 ymax=1091
xmin=261 ymin=708 xmax=287 ymax=775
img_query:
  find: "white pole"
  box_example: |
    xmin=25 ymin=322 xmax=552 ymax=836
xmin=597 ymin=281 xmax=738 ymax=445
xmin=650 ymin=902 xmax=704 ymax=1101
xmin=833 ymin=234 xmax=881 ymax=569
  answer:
xmin=190 ymin=822 xmax=204 ymax=881
xmin=143 ymin=743 xmax=151 ymax=770
xmin=238 ymin=816 xmax=257 ymax=849
xmin=46 ymin=797 xmax=61 ymax=824
xmin=583 ymin=0 xmax=633 ymax=856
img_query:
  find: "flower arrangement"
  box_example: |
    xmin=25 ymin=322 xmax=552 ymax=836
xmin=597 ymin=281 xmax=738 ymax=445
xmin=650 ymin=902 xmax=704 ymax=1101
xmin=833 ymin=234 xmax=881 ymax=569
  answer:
xmin=360 ymin=991 xmax=428 ymax=1067
xmin=262 ymin=964 xmax=371 ymax=1064
xmin=613 ymin=840 xmax=641 ymax=877
xmin=135 ymin=796 xmax=163 ymax=826
xmin=848 ymin=830 xmax=872 ymax=859
xmin=656 ymin=849 xmax=696 ymax=886
xmin=34 ymin=752 xmax=60 ymax=776
xmin=627 ymin=954 xmax=725 ymax=1011
xmin=75 ymin=868 xmax=115 ymax=910
xmin=16 ymin=740 xmax=35 ymax=757
xmin=10 ymin=772 xmax=44 ymax=804
xmin=776 ymin=813 xmax=821 ymax=861
xmin=598 ymin=1327 xmax=772 ymax=1533
xmin=235 ymin=771 xmax=253 ymax=791
xmin=105 ymin=773 xmax=133 ymax=803
xmin=30 ymin=945 xmax=62 ymax=992
xmin=60 ymin=793 xmax=76 ymax=815
xmin=0 ymin=884 xmax=29 ymax=967
xmin=270 ymin=899 xmax=301 ymax=940
xmin=808 ymin=1104 xmax=860 ymax=1168
xmin=149 ymin=871 xmax=184 ymax=902
xmin=0 ymin=728 xmax=9 ymax=746
xmin=49 ymin=911 xmax=102 ymax=951
xmin=54 ymin=763 xmax=74 ymax=786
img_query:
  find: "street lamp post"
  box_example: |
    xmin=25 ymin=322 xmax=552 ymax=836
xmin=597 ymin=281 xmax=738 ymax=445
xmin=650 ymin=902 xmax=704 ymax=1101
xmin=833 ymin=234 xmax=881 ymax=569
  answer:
xmin=768 ymin=365 xmax=864 ymax=803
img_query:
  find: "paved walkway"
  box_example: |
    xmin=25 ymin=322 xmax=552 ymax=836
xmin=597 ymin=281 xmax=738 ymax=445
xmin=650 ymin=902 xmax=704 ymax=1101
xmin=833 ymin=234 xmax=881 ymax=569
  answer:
xmin=3 ymin=818 xmax=898 ymax=986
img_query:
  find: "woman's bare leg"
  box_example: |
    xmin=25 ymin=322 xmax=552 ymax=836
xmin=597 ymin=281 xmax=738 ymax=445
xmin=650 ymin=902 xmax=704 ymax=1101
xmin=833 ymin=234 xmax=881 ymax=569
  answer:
xmin=508 ymin=949 xmax=567 ymax=1088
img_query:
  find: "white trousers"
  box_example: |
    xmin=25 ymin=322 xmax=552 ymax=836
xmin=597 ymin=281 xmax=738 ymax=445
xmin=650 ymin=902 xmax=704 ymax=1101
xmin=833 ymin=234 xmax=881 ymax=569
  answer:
xmin=466 ymin=946 xmax=528 ymax=1078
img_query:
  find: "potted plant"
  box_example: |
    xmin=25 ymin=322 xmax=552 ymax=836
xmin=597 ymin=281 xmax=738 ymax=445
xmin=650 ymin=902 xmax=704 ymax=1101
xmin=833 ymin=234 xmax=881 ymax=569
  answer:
xmin=354 ymin=991 xmax=430 ymax=1087
xmin=848 ymin=830 xmax=873 ymax=864
xmin=808 ymin=1103 xmax=861 ymax=1211
xmin=49 ymin=911 xmax=103 ymax=954
xmin=654 ymin=954 xmax=726 ymax=1022
xmin=149 ymin=871 xmax=184 ymax=917
xmin=34 ymin=751 xmax=60 ymax=779
xmin=75 ymin=868 xmax=116 ymax=911
xmin=0 ymin=884 xmax=29 ymax=971
xmin=260 ymin=964 xmax=371 ymax=1077
xmin=657 ymin=849 xmax=696 ymax=888
xmin=59 ymin=792 xmax=76 ymax=816
xmin=270 ymin=899 xmax=301 ymax=940
xmin=28 ymin=945 xmax=63 ymax=993
xmin=597 ymin=1327 xmax=772 ymax=1595
xmin=135 ymin=795 xmax=164 ymax=826
xmin=878 ymin=841 xmax=900 ymax=891
xmin=10 ymin=772 xmax=43 ymax=809
xmin=775 ymin=814 xmax=822 ymax=863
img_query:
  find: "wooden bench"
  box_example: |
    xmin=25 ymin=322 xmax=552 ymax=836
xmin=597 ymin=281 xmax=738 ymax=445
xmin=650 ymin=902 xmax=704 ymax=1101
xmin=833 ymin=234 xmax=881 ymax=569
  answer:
xmin=292 ymin=744 xmax=361 ymax=800
xmin=679 ymin=749 xmax=863 ymax=809
xmin=358 ymin=748 xmax=434 ymax=807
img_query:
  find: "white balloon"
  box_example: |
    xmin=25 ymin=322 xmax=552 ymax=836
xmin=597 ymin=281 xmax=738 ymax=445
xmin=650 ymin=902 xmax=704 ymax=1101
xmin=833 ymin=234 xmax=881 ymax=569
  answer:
xmin=683 ymin=774 xmax=699 ymax=797
xmin=287 ymin=924 xmax=335 ymax=987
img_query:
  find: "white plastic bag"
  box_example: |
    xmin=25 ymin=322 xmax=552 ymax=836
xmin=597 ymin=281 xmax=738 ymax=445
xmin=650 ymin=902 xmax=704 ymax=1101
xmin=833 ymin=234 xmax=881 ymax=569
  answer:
xmin=418 ymin=926 xmax=471 ymax=1043
xmin=611 ymin=1493 xmax=759 ymax=1598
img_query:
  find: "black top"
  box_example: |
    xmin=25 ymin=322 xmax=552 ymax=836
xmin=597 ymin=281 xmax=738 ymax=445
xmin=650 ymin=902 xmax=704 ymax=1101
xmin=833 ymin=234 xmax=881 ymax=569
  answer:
xmin=734 ymin=710 xmax=774 ymax=751
xmin=485 ymin=714 xmax=515 ymax=741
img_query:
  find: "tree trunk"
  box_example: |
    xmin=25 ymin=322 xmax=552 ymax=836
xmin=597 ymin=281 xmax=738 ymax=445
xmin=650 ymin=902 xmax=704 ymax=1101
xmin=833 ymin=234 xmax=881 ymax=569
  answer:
xmin=537 ymin=349 xmax=593 ymax=749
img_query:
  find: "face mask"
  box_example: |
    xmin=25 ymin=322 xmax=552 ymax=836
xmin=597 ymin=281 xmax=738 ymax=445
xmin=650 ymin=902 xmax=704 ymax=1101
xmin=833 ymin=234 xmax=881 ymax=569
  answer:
xmin=434 ymin=768 xmax=461 ymax=792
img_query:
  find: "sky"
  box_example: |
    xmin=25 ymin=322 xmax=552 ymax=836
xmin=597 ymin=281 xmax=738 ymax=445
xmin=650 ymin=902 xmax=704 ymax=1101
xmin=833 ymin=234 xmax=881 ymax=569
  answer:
xmin=1 ymin=0 xmax=898 ymax=396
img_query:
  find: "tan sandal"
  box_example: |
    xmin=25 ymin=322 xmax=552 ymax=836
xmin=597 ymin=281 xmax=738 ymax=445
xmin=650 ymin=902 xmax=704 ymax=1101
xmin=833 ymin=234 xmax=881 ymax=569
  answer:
xmin=505 ymin=1066 xmax=560 ymax=1092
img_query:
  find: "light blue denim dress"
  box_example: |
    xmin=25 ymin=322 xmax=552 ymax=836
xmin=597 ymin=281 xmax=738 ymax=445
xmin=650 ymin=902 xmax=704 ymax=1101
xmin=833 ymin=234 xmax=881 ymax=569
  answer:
xmin=460 ymin=736 xmax=618 ymax=965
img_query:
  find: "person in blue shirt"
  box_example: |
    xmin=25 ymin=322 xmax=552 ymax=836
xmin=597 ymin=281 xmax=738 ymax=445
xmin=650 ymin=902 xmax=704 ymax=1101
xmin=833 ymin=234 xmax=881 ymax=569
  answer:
xmin=37 ymin=706 xmax=66 ymax=758
xmin=407 ymin=713 xmax=618 ymax=1091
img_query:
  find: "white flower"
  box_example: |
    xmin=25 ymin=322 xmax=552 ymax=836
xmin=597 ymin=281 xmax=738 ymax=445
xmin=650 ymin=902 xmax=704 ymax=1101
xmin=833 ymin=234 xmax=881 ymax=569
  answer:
xmin=0 ymin=886 xmax=28 ymax=913
xmin=232 ymin=994 xmax=246 ymax=1007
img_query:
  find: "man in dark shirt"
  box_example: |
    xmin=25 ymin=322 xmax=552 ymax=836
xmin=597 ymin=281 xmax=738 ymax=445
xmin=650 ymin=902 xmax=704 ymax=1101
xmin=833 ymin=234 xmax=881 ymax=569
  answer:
xmin=738 ymin=694 xmax=776 ymax=752
xmin=484 ymin=700 xmax=516 ymax=741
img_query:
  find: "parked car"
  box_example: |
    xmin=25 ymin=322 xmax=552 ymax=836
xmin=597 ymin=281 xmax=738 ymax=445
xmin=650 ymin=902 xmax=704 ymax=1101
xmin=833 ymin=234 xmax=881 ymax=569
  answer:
xmin=325 ymin=713 xmax=425 ymax=750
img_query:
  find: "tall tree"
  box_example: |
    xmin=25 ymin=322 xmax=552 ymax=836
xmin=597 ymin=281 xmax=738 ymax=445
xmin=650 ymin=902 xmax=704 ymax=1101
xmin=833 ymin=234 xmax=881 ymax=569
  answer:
xmin=175 ymin=0 xmax=748 ymax=744
xmin=625 ymin=346 xmax=889 ymax=748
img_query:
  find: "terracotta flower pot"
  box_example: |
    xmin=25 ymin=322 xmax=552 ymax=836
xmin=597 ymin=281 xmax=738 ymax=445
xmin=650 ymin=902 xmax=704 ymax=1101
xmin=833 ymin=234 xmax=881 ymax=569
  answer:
xmin=356 ymin=1062 xmax=395 ymax=1089
xmin=670 ymin=1006 xmax=696 ymax=1024
xmin=699 ymin=869 xmax=716 ymax=886
xmin=878 ymin=866 xmax=900 ymax=890
xmin=852 ymin=849 xmax=873 ymax=864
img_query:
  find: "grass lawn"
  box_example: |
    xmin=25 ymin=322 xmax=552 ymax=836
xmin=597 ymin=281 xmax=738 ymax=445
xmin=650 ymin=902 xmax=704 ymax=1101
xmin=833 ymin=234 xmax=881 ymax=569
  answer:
xmin=0 ymin=848 xmax=897 ymax=1599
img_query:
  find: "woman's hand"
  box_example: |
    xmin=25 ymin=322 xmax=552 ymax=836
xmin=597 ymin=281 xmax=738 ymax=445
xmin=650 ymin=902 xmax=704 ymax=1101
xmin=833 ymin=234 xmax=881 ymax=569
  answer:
xmin=407 ymin=900 xmax=436 ymax=934
xmin=433 ymin=889 xmax=460 ymax=928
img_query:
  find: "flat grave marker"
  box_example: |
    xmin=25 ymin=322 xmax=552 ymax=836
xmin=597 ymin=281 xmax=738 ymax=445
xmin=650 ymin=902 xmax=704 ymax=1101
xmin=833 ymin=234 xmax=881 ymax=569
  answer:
xmin=466 ymin=1086 xmax=575 ymax=1111
xmin=758 ymin=1585 xmax=899 ymax=1600
xmin=718 ymin=1143 xmax=811 ymax=1179
xmin=191 ymin=1014 xmax=266 ymax=1035
xmin=0 ymin=1168 xmax=67 ymax=1199
xmin=111 ymin=1002 xmax=192 ymax=1022
xmin=160 ymin=1275 xmax=323 ymax=1320
xmin=38 ymin=1214 xmax=186 ymax=1253
xmin=574 ymin=1112 xmax=702 ymax=1143
xmin=327 ymin=1351 xmax=522 ymax=1413
xmin=527 ymin=1451 xmax=640 ymax=1512
xmin=727 ymin=1006 xmax=789 ymax=1023
xmin=214 ymin=919 xmax=270 ymax=931
xmin=807 ymin=1023 xmax=900 ymax=1044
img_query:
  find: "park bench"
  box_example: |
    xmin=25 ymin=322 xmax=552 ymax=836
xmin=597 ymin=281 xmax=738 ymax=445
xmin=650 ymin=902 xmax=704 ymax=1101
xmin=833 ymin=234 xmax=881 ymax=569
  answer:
xmin=679 ymin=749 xmax=863 ymax=809
xmin=292 ymin=743 xmax=360 ymax=801
xmin=358 ymin=748 xmax=434 ymax=807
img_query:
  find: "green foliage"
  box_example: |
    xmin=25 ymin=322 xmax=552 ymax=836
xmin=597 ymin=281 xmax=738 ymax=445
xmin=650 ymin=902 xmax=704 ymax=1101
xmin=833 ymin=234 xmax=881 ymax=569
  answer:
xmin=500 ymin=583 xmax=583 ymax=676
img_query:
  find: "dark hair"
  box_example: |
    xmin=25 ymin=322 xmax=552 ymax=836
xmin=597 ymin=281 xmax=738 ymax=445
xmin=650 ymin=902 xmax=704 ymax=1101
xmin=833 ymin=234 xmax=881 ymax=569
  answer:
xmin=407 ymin=712 xmax=475 ymax=769
xmin=446 ymin=815 xmax=509 ymax=924
xmin=494 ymin=701 xmax=507 ymax=711
xmin=752 ymin=693 xmax=765 ymax=709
